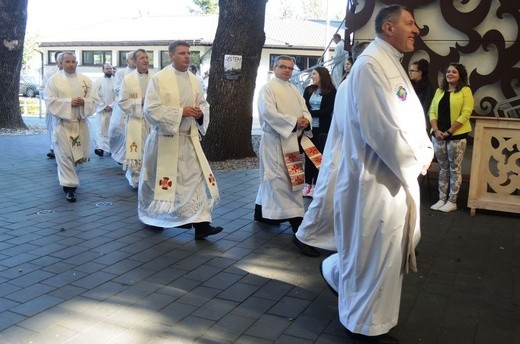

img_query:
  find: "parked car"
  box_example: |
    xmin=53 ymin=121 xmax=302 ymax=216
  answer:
xmin=19 ymin=76 xmax=40 ymax=98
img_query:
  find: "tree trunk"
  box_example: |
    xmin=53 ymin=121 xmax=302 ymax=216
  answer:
xmin=203 ymin=0 xmax=267 ymax=161
xmin=0 ymin=0 xmax=28 ymax=129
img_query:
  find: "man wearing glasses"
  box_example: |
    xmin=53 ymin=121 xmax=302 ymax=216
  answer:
xmin=254 ymin=55 xmax=317 ymax=256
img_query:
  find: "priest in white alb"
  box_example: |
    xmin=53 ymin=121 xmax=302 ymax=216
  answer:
xmin=254 ymin=55 xmax=322 ymax=257
xmin=138 ymin=40 xmax=223 ymax=240
xmin=320 ymin=6 xmax=434 ymax=344
xmin=119 ymin=49 xmax=154 ymax=189
xmin=91 ymin=63 xmax=115 ymax=157
xmin=44 ymin=52 xmax=101 ymax=203
xmin=109 ymin=51 xmax=136 ymax=165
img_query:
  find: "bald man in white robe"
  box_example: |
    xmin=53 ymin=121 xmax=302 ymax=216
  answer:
xmin=92 ymin=63 xmax=115 ymax=156
xmin=45 ymin=52 xmax=100 ymax=202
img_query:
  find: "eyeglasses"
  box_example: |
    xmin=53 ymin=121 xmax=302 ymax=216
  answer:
xmin=276 ymin=65 xmax=295 ymax=71
xmin=408 ymin=69 xmax=419 ymax=73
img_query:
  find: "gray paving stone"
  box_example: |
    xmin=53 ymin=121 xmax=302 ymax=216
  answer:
xmin=16 ymin=306 xmax=73 ymax=333
xmin=4 ymin=283 xmax=57 ymax=303
xmin=70 ymin=270 xmax=117 ymax=289
xmin=218 ymin=282 xmax=260 ymax=303
xmin=191 ymin=298 xmax=239 ymax=321
xmin=231 ymin=296 xmax=277 ymax=320
xmin=202 ymin=271 xmax=244 ymax=290
xmin=155 ymin=301 xmax=198 ymax=325
xmin=204 ymin=313 xmax=256 ymax=342
xmin=245 ymin=313 xmax=292 ymax=341
xmin=1 ymin=132 xmax=519 ymax=343
xmin=268 ymin=296 xmax=311 ymax=319
xmin=27 ymin=324 xmax=80 ymax=343
xmin=0 ymin=252 xmax=40 ymax=268
xmin=111 ymin=266 xmax=157 ymax=286
xmin=80 ymin=281 xmax=128 ymax=301
xmin=0 ymin=324 xmax=36 ymax=342
xmin=9 ymin=294 xmax=64 ymax=317
xmin=178 ymin=285 xmax=221 ymax=307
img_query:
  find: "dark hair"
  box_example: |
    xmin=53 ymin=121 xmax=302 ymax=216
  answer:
xmin=333 ymin=33 xmax=341 ymax=40
xmin=133 ymin=49 xmax=147 ymax=61
xmin=351 ymin=41 xmax=369 ymax=61
xmin=342 ymin=57 xmax=354 ymax=80
xmin=305 ymin=66 xmax=336 ymax=96
xmin=375 ymin=5 xmax=410 ymax=34
xmin=168 ymin=40 xmax=190 ymax=54
xmin=441 ymin=62 xmax=469 ymax=92
xmin=189 ymin=65 xmax=198 ymax=74
xmin=412 ymin=58 xmax=429 ymax=78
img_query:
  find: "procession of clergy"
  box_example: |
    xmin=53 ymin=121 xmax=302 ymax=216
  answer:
xmin=43 ymin=6 xmax=434 ymax=342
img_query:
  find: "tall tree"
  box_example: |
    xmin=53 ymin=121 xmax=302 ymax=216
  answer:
xmin=0 ymin=0 xmax=28 ymax=129
xmin=203 ymin=0 xmax=267 ymax=161
xmin=302 ymin=0 xmax=326 ymax=19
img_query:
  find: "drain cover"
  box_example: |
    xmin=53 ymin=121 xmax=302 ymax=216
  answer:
xmin=36 ymin=210 xmax=56 ymax=215
xmin=96 ymin=201 xmax=114 ymax=207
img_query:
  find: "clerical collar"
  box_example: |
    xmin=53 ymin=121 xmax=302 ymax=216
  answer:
xmin=274 ymin=76 xmax=291 ymax=83
xmin=375 ymin=36 xmax=404 ymax=60
xmin=173 ymin=66 xmax=187 ymax=74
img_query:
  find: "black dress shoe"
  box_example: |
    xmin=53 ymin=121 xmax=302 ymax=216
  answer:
xmin=94 ymin=149 xmax=104 ymax=157
xmin=63 ymin=186 xmax=77 ymax=202
xmin=254 ymin=204 xmax=282 ymax=226
xmin=346 ymin=330 xmax=399 ymax=344
xmin=194 ymin=225 xmax=223 ymax=240
xmin=289 ymin=217 xmax=303 ymax=233
xmin=66 ymin=191 xmax=76 ymax=203
xmin=292 ymin=235 xmax=320 ymax=257
xmin=254 ymin=215 xmax=283 ymax=226
xmin=47 ymin=149 xmax=55 ymax=159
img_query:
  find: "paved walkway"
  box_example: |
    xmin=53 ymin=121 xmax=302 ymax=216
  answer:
xmin=0 ymin=131 xmax=518 ymax=344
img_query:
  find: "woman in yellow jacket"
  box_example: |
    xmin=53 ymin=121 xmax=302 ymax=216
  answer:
xmin=429 ymin=63 xmax=474 ymax=212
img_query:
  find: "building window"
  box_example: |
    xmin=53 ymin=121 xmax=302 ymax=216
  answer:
xmin=48 ymin=51 xmax=62 ymax=65
xmin=160 ymin=51 xmax=169 ymax=69
xmin=160 ymin=50 xmax=201 ymax=69
xmin=119 ymin=51 xmax=132 ymax=67
xmin=269 ymin=54 xmax=320 ymax=72
xmin=82 ymin=51 xmax=112 ymax=66
xmin=147 ymin=51 xmax=154 ymax=69
xmin=119 ymin=50 xmax=154 ymax=68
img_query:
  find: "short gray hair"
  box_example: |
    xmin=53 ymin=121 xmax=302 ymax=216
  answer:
xmin=273 ymin=55 xmax=295 ymax=68
xmin=375 ymin=5 xmax=410 ymax=34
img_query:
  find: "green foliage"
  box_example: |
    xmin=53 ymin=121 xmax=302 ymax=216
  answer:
xmin=19 ymin=97 xmax=44 ymax=116
xmin=190 ymin=0 xmax=218 ymax=14
xmin=21 ymin=32 xmax=40 ymax=74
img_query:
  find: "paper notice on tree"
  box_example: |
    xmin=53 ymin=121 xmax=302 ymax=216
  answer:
xmin=224 ymin=55 xmax=242 ymax=80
